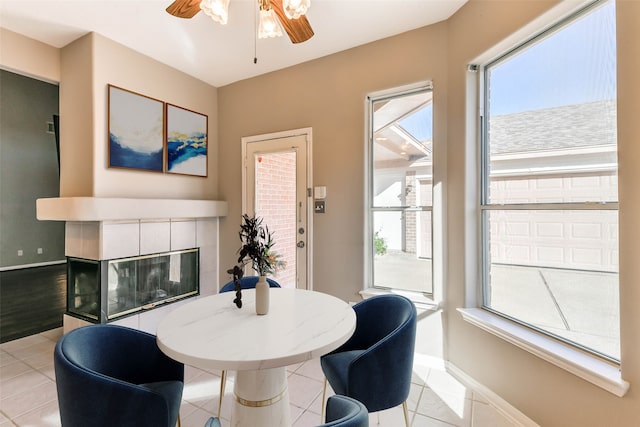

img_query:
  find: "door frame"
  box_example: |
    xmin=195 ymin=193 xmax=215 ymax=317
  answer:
xmin=241 ymin=127 xmax=314 ymax=290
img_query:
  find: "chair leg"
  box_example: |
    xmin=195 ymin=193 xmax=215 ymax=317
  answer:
xmin=218 ymin=370 xmax=227 ymax=418
xmin=402 ymin=401 xmax=410 ymax=427
xmin=177 ymin=415 xmax=181 ymax=427
xmin=321 ymin=377 xmax=328 ymax=423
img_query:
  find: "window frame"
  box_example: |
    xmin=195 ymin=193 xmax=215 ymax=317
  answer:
xmin=364 ymin=82 xmax=436 ymax=298
xmin=479 ymin=0 xmax=619 ymax=363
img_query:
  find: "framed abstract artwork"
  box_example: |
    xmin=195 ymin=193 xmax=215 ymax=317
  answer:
xmin=165 ymin=104 xmax=208 ymax=177
xmin=108 ymin=85 xmax=164 ymax=172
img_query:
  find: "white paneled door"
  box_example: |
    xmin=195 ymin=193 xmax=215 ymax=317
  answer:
xmin=242 ymin=129 xmax=312 ymax=289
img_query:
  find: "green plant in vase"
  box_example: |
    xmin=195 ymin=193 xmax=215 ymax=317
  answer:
xmin=229 ymin=214 xmax=285 ymax=309
xmin=237 ymin=214 xmax=286 ymax=276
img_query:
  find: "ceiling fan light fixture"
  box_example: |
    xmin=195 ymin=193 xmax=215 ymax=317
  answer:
xmin=258 ymin=1 xmax=283 ymax=39
xmin=283 ymin=0 xmax=310 ymax=19
xmin=200 ymin=0 xmax=230 ymax=25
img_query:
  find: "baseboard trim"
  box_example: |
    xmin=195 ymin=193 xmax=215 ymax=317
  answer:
xmin=0 ymin=260 xmax=66 ymax=272
xmin=446 ymin=362 xmax=540 ymax=427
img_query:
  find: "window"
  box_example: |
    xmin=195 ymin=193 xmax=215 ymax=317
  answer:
xmin=481 ymin=0 xmax=618 ymax=361
xmin=367 ymin=85 xmax=434 ymax=295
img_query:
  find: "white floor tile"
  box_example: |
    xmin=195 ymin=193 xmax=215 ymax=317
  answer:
xmin=38 ymin=363 xmax=56 ymax=381
xmin=182 ymin=371 xmax=222 ymax=413
xmin=181 ymin=406 xmax=218 ymax=427
xmin=426 ymin=369 xmax=473 ymax=401
xmin=9 ymin=340 xmax=56 ymax=362
xmin=0 ymin=360 xmax=32 ymax=382
xmin=292 ymin=408 xmax=321 ymax=427
xmin=408 ymin=382 xmax=425 ymax=412
xmin=0 ymin=335 xmax=50 ymax=354
xmin=306 ymin=387 xmax=326 ymax=416
xmin=0 ymin=351 xmax=18 ymax=368
xmin=0 ymin=380 xmax=57 ymax=419
xmin=0 ymin=411 xmax=11 ymax=424
xmin=10 ymin=398 xmax=61 ymax=427
xmin=0 ymin=327 xmax=521 ymax=427
xmin=292 ymin=358 xmax=325 ymax=382
xmin=287 ymin=372 xmax=323 ymax=410
xmin=1 ymin=370 xmax=51 ymax=400
xmin=369 ymin=406 xmax=412 ymax=426
xmin=415 ymin=387 xmax=472 ymax=427
xmin=412 ymin=412 xmax=459 ymax=426
xmin=472 ymin=401 xmax=516 ymax=427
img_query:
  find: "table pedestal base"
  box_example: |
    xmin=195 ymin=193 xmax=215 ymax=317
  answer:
xmin=232 ymin=367 xmax=291 ymax=427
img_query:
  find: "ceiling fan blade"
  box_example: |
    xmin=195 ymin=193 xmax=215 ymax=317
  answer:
xmin=166 ymin=0 xmax=202 ymax=18
xmin=271 ymin=0 xmax=314 ymax=44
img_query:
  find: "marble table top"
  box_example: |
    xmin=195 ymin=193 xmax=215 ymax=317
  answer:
xmin=156 ymin=288 xmax=356 ymax=371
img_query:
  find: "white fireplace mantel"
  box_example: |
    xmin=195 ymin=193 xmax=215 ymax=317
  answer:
xmin=36 ymin=197 xmax=227 ymax=222
xmin=37 ymin=196 xmax=227 ymax=334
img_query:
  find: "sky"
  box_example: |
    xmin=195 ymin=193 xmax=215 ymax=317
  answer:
xmin=488 ymin=1 xmax=616 ymax=116
xmin=399 ymin=104 xmax=433 ymax=143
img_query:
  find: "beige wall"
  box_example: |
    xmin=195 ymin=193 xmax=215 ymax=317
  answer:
xmin=59 ymin=34 xmax=94 ymax=196
xmin=0 ymin=28 xmax=60 ymax=83
xmin=4 ymin=0 xmax=640 ymax=424
xmin=218 ymin=22 xmax=449 ymax=302
xmin=89 ymin=33 xmax=219 ymax=199
xmin=2 ymin=30 xmax=219 ymax=200
xmin=617 ymin=0 xmax=640 ymax=405
xmin=219 ymin=0 xmax=640 ymax=425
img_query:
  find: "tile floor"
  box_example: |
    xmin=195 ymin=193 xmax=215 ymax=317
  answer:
xmin=0 ymin=327 xmax=516 ymax=427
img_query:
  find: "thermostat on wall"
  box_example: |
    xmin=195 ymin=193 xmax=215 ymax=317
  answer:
xmin=314 ymin=186 xmax=326 ymax=199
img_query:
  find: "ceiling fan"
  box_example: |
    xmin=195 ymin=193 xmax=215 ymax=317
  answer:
xmin=165 ymin=0 xmax=314 ymax=44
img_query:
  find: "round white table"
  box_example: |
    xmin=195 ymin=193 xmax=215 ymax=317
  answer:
xmin=156 ymin=288 xmax=356 ymax=427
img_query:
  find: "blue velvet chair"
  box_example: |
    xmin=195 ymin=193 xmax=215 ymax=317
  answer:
xmin=217 ymin=275 xmax=281 ymax=416
xmin=54 ymin=324 xmax=184 ymax=427
xmin=204 ymin=417 xmax=221 ymax=427
xmin=320 ymin=395 xmax=369 ymax=427
xmin=320 ymin=294 xmax=417 ymax=427
xmin=219 ymin=275 xmax=281 ymax=293
xmin=204 ymin=395 xmax=366 ymax=427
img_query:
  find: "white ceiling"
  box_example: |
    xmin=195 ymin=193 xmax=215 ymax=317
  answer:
xmin=0 ymin=0 xmax=466 ymax=87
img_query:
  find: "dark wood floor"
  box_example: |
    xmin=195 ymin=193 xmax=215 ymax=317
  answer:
xmin=0 ymin=263 xmax=66 ymax=343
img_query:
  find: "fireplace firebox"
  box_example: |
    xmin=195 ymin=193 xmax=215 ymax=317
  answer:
xmin=67 ymin=248 xmax=199 ymax=323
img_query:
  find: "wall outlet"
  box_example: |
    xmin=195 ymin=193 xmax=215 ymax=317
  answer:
xmin=17 ymin=249 xmax=23 ymax=256
xmin=37 ymin=248 xmax=43 ymax=254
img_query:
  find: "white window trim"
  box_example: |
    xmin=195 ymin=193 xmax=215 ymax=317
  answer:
xmin=360 ymin=287 xmax=440 ymax=311
xmin=460 ymin=0 xmax=626 ymax=397
xmin=458 ymin=307 xmax=629 ymax=397
xmin=364 ymin=81 xmax=442 ymax=301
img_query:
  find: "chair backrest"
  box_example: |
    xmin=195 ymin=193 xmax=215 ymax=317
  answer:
xmin=350 ymin=294 xmax=416 ymax=352
xmin=58 ymin=324 xmax=168 ymax=383
xmin=54 ymin=324 xmax=184 ymax=427
xmin=219 ymin=276 xmax=281 ymax=293
xmin=320 ymin=395 xmax=369 ymax=427
xmin=327 ymin=294 xmax=417 ymax=413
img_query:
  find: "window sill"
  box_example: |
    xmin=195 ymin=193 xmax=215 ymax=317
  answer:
xmin=360 ymin=287 xmax=440 ymax=311
xmin=457 ymin=308 xmax=629 ymax=397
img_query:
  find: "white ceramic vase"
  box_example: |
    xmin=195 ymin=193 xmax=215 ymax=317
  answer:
xmin=255 ymin=275 xmax=269 ymax=315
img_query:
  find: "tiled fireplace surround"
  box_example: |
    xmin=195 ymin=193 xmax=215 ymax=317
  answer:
xmin=36 ymin=197 xmax=228 ymax=334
